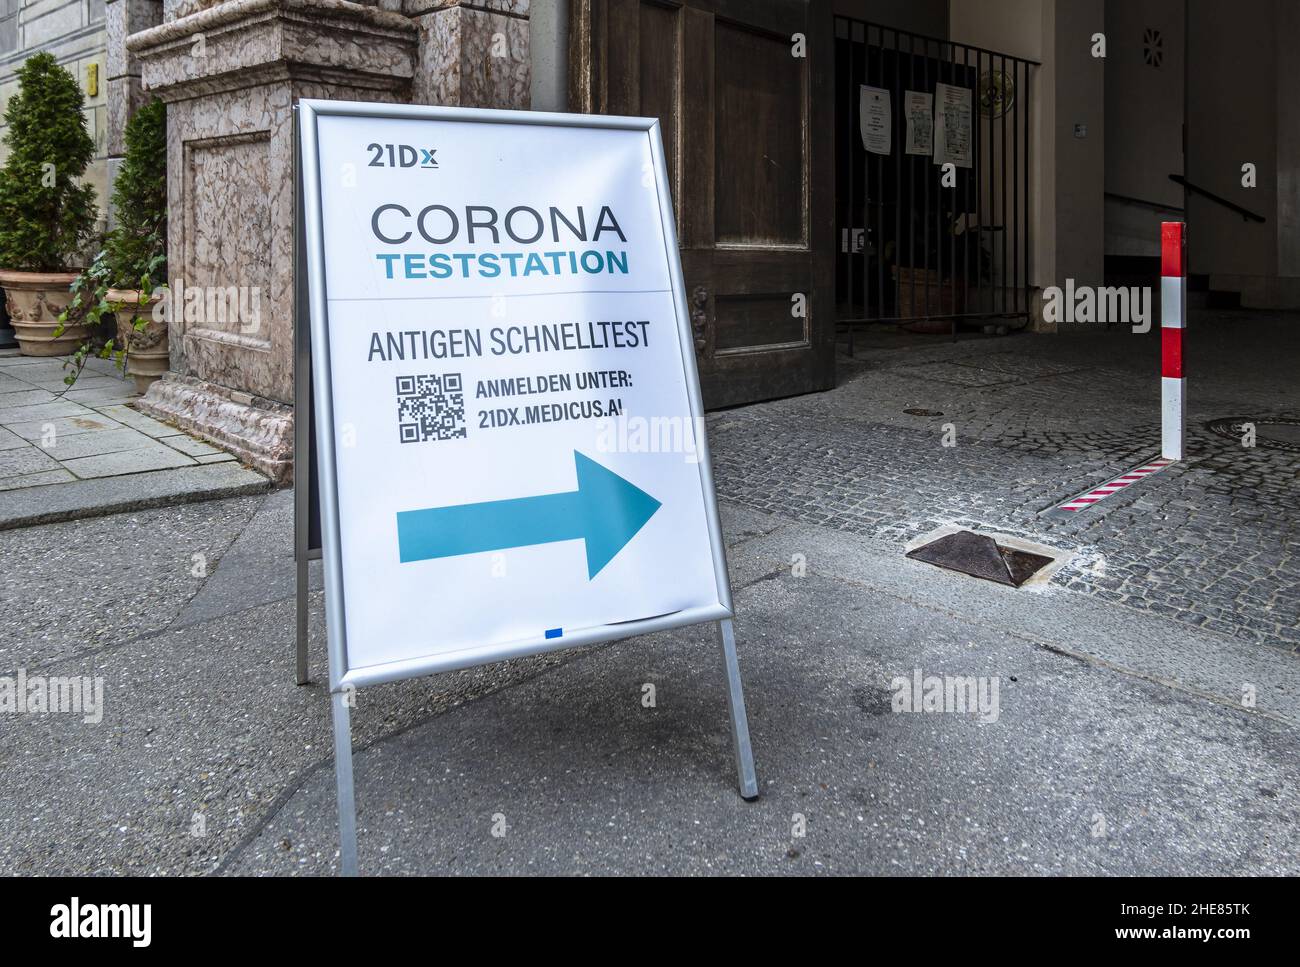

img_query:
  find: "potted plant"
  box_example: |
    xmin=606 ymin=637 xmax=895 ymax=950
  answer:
xmin=0 ymin=53 xmax=99 ymax=356
xmin=57 ymin=98 xmax=168 ymax=393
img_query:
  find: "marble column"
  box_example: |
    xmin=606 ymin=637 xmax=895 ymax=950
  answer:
xmin=125 ymin=0 xmax=533 ymax=482
xmin=405 ymin=0 xmax=530 ymax=108
xmin=126 ymin=0 xmax=419 ymax=482
xmin=105 ymin=0 xmax=164 ymax=227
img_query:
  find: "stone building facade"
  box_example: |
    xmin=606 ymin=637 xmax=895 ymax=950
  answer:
xmin=1 ymin=0 xmax=111 ymax=219
xmin=4 ymin=0 xmax=1298 ymax=483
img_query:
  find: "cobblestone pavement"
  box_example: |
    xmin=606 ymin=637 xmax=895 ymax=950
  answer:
xmin=708 ymin=309 xmax=1300 ymax=652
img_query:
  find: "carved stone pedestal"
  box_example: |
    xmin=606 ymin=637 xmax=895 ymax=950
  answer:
xmin=127 ymin=0 xmax=419 ymax=482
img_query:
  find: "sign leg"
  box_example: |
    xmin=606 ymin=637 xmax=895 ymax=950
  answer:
xmin=330 ymin=690 xmax=359 ymax=875
xmin=295 ymin=554 xmax=310 ymax=685
xmin=716 ymin=618 xmax=759 ymax=800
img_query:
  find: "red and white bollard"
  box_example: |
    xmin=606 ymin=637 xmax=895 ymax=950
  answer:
xmin=1160 ymin=222 xmax=1186 ymax=461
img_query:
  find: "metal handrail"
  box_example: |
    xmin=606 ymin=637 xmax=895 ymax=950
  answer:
xmin=1104 ymin=190 xmax=1184 ymax=213
xmin=1170 ymin=174 xmax=1266 ymax=223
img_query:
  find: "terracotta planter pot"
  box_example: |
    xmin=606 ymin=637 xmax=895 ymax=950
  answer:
xmin=106 ymin=288 xmax=168 ymax=395
xmin=0 ymin=269 xmax=85 ymax=356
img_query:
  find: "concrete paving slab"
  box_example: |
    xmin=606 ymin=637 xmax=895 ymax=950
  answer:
xmin=0 ymin=374 xmax=86 ymax=395
xmin=0 ymin=388 xmax=58 ymax=408
xmin=61 ymin=442 xmax=197 ymax=478
xmin=34 ymin=426 xmax=158 ymax=460
xmin=93 ymin=404 xmax=181 ymax=438
xmin=8 ymin=358 xmax=67 ymax=374
xmin=82 ymin=357 xmax=125 ymax=376
xmin=0 ymin=399 xmax=91 ymax=424
xmin=0 ymin=446 xmax=62 ymax=476
xmin=16 ymin=375 xmax=123 ymax=393
xmin=0 ymin=350 xmax=251 ymax=502
xmin=62 ymin=385 xmax=139 ymax=406
xmin=0 ymin=358 xmax=76 ymax=374
xmin=0 ymin=468 xmax=76 ymax=490
xmin=160 ymin=433 xmax=223 ymax=458
xmin=0 ymin=426 xmax=28 ymax=451
xmin=4 ymin=412 xmax=125 ymax=441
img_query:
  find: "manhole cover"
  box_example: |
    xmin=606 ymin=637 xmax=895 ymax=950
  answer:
xmin=903 ymin=407 xmax=944 ymax=417
xmin=1205 ymin=417 xmax=1300 ymax=453
xmin=906 ymin=530 xmax=1053 ymax=587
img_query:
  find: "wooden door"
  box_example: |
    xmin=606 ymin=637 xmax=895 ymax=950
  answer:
xmin=570 ymin=0 xmax=835 ymax=408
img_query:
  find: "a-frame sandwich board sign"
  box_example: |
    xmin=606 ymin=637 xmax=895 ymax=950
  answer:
xmin=296 ymin=98 xmax=757 ymax=874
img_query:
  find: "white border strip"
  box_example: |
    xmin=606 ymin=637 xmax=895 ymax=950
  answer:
xmin=1053 ymin=456 xmax=1174 ymax=513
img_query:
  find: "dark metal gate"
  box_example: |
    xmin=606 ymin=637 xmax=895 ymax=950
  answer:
xmin=835 ymin=18 xmax=1038 ymax=349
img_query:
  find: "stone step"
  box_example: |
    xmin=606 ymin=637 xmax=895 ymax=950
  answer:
xmin=0 ymin=461 xmax=273 ymax=531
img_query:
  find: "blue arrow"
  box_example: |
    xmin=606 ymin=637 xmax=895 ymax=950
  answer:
xmin=396 ymin=451 xmax=662 ymax=579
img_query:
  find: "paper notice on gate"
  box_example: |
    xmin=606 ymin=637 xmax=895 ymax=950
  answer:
xmin=933 ymin=82 xmax=972 ymax=168
xmin=904 ymin=90 xmax=933 ymax=156
xmin=859 ymin=85 xmax=891 ymax=155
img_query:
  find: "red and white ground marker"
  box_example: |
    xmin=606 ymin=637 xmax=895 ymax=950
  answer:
xmin=1054 ymin=456 xmax=1175 ymax=512
xmin=1051 ymin=223 xmax=1184 ymax=515
xmin=1161 ymin=221 xmax=1186 ymax=461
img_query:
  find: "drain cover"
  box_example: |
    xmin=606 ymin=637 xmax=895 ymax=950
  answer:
xmin=906 ymin=530 xmax=1053 ymax=587
xmin=1205 ymin=417 xmax=1300 ymax=453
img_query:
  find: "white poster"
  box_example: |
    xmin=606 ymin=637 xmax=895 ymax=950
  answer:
xmin=903 ymin=90 xmax=933 ymax=156
xmin=859 ymin=85 xmax=891 ymax=155
xmin=306 ymin=109 xmax=726 ymax=678
xmin=933 ymin=82 xmax=973 ymax=168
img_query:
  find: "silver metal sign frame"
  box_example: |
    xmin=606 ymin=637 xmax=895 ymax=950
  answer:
xmin=296 ymin=98 xmax=757 ymax=875
xmin=292 ymin=104 xmax=320 ymax=688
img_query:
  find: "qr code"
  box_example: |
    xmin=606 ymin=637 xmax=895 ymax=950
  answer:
xmin=396 ymin=373 xmax=466 ymax=443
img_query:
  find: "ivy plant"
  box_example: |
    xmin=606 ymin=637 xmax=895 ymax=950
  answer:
xmin=56 ymin=98 xmax=168 ymax=389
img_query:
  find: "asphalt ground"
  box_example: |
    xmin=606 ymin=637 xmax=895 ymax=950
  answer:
xmin=1 ymin=491 xmax=1295 ymax=874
